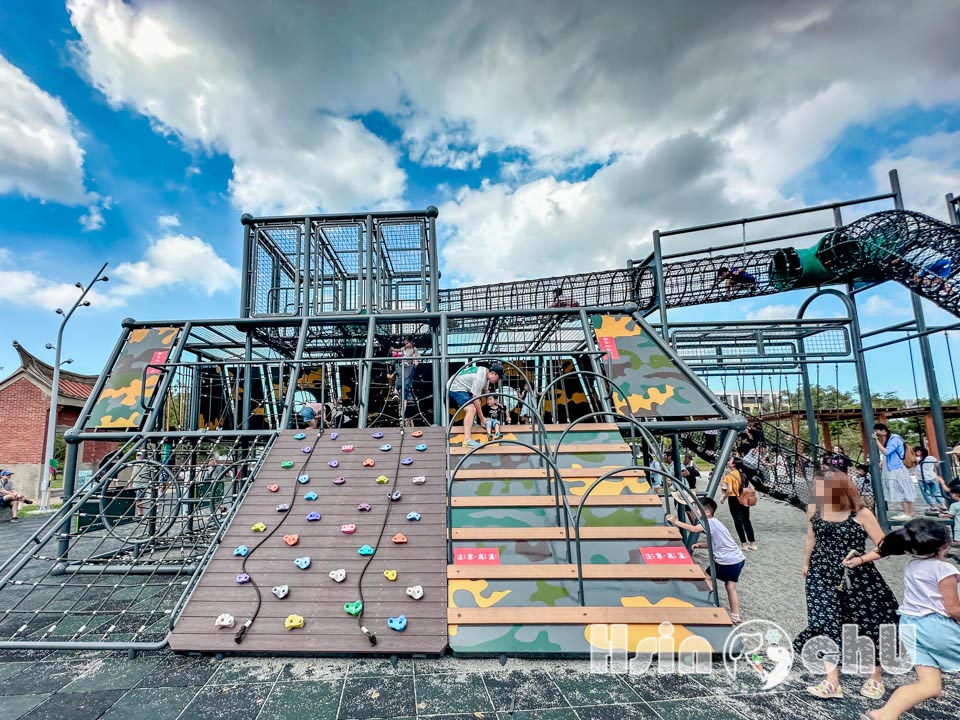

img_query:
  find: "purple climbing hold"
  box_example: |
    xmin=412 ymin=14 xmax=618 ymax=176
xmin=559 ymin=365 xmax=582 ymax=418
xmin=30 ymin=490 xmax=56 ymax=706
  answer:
xmin=372 ymin=431 xmax=384 ymax=439
xmin=328 ymin=460 xmax=339 ymax=469
xmin=306 ymin=511 xmax=321 ymax=522
xmin=236 ymin=574 xmax=250 ymax=584
xmin=389 ymin=490 xmax=402 ymax=501
xmin=330 ymin=432 xmax=339 ymax=440
xmin=332 ymin=476 xmax=346 ymax=485
xmin=400 ymin=457 xmax=414 ymax=466
xmin=302 ymin=446 xmax=312 ymax=454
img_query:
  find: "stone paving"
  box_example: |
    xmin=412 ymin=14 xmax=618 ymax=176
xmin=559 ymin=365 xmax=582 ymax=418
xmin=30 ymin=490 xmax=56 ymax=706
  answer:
xmin=0 ymin=497 xmax=957 ymax=719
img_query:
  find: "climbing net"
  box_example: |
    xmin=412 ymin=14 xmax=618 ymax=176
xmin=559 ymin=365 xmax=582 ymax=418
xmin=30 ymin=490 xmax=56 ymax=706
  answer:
xmin=0 ymin=432 xmax=273 ymax=649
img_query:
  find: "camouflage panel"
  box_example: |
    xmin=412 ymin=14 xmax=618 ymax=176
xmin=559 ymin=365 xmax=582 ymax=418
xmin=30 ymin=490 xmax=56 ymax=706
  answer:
xmin=453 ymin=539 xmax=686 ymax=564
xmin=451 ymin=506 xmax=662 ymax=528
xmin=450 ymin=579 xmax=711 ymax=609
xmin=458 ymin=450 xmax=636 ymax=471
xmin=450 ymin=429 xmax=625 ymax=445
xmin=591 ymin=313 xmax=717 ymax=418
xmin=85 ymin=327 xmax=180 ymax=429
xmin=451 ymin=473 xmax=653 ymax=498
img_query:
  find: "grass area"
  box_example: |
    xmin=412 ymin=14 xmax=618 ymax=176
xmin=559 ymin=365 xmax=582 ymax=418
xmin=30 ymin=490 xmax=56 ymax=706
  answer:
xmin=20 ymin=501 xmax=63 ymax=518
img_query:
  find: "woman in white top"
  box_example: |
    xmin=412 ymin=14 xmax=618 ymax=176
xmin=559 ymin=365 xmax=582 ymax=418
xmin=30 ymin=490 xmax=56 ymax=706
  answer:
xmin=914 ymin=446 xmax=949 ymax=513
xmin=845 ymin=518 xmax=960 ymax=720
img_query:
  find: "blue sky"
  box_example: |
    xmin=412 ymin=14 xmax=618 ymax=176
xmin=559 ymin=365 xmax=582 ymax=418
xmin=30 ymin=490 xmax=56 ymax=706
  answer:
xmin=1 ymin=1 xmax=960 ymax=403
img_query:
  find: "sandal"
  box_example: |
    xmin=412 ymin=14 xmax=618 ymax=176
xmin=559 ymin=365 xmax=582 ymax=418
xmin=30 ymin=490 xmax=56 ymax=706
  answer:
xmin=806 ymin=679 xmax=843 ymax=699
xmin=859 ymin=678 xmax=885 ymax=699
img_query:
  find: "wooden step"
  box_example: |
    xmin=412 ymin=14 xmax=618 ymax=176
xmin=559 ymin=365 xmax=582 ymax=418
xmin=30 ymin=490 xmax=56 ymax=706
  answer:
xmin=448 ymin=564 xmax=705 ymax=581
xmin=453 ymin=468 xmax=645 ymax=480
xmin=451 ymin=526 xmax=679 ymax=541
xmin=451 ymin=495 xmax=661 ymax=508
xmin=450 ymin=423 xmax=620 ymax=433
xmin=448 ymin=606 xmax=731 ymax=626
xmin=450 ymin=443 xmax=632 ymax=456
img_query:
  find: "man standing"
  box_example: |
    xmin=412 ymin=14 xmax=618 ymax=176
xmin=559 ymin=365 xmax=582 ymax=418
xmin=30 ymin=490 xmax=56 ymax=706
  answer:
xmin=874 ymin=422 xmax=915 ymax=520
xmin=449 ymin=364 xmax=503 ymax=447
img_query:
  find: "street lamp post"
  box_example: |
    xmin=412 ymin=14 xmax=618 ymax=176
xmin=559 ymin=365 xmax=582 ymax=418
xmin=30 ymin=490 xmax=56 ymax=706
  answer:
xmin=39 ymin=262 xmax=109 ymax=511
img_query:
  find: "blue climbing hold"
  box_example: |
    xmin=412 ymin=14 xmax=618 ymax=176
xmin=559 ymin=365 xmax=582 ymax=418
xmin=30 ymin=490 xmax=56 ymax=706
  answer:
xmin=294 ymin=556 xmax=311 ymax=570
xmin=304 ymin=491 xmax=318 ymax=501
xmin=357 ymin=544 xmax=375 ymax=556
xmin=387 ymin=615 xmax=407 ymax=632
xmin=233 ymin=545 xmax=249 ymax=556
xmin=294 ymin=433 xmax=306 ymax=440
xmin=297 ymin=474 xmax=310 ymax=484
xmin=379 ymin=443 xmax=392 ymax=452
xmin=415 ymin=443 xmax=427 ymax=452
xmin=406 ymin=511 xmax=421 ymax=522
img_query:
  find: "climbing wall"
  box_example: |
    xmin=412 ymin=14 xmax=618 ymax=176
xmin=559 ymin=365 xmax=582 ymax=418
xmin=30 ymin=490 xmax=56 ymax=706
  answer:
xmin=447 ymin=423 xmax=732 ymax=656
xmin=169 ymin=427 xmax=447 ymax=654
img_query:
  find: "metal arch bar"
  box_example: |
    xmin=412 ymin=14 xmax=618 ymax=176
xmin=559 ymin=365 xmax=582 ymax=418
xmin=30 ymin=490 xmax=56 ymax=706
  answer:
xmin=535 ymin=369 xmax=636 ymax=443
xmin=445 ymin=357 xmax=538 ymax=441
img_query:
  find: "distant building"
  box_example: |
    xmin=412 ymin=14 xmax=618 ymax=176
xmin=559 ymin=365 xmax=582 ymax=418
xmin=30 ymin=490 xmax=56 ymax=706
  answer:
xmin=0 ymin=342 xmax=115 ymax=498
xmin=715 ymin=390 xmax=786 ymax=416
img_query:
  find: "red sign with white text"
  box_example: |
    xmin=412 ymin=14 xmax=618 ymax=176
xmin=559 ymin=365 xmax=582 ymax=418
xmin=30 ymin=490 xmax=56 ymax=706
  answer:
xmin=597 ymin=336 xmax=620 ymax=360
xmin=639 ymin=546 xmax=693 ymax=565
xmin=146 ymin=350 xmax=170 ymax=375
xmin=453 ymin=548 xmax=501 ymax=565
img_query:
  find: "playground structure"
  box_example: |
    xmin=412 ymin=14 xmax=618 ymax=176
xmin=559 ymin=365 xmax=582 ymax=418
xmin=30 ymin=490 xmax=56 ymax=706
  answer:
xmin=0 ymin=169 xmax=958 ymax=655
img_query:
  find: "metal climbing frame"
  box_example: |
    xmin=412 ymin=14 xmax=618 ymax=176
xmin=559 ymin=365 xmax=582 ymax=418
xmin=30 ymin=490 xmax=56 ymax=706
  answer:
xmin=241 ymin=207 xmax=440 ymax=318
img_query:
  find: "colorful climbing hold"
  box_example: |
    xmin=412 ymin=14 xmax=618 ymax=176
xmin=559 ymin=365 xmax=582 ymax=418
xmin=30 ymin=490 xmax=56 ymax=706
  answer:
xmin=415 ymin=443 xmax=427 ymax=452
xmin=375 ymin=474 xmax=389 ymax=485
xmin=236 ymin=574 xmax=250 ymax=584
xmin=267 ymin=484 xmax=280 ymax=493
xmin=294 ymin=556 xmax=311 ymax=570
xmin=411 ymin=430 xmax=423 ymax=438
xmin=302 ymin=446 xmax=312 ymax=454
xmin=330 ymin=432 xmax=339 ymax=440
xmin=329 ymin=568 xmax=346 ymax=583
xmin=306 ymin=511 xmax=321 ymax=522
xmin=251 ymin=522 xmax=267 ymax=532
xmin=400 ymin=457 xmax=414 ymax=465
xmin=383 ymin=569 xmax=397 ymax=581
xmin=284 ymin=614 xmax=305 ymax=630
xmin=294 ymin=433 xmax=306 ymax=440
xmin=406 ymin=511 xmax=421 ymax=522
xmin=328 ymin=460 xmax=339 ymax=469
xmin=283 ymin=534 xmax=299 ymax=546
xmin=392 ymin=533 xmax=408 ymax=544
xmin=357 ymin=544 xmax=374 ymax=556
xmin=341 ymin=445 xmax=354 ymax=453
xmin=389 ymin=490 xmax=402 ymax=501
xmin=297 ymin=474 xmax=310 ymax=484
xmin=304 ymin=491 xmax=319 ymax=501
xmin=362 ymin=458 xmax=375 ymax=467
xmin=405 ymin=585 xmax=424 ymax=600
xmin=379 ymin=444 xmax=392 ymax=452
xmin=233 ymin=545 xmax=249 ymax=557
xmin=411 ymin=475 xmax=426 ymax=486
xmin=276 ymin=503 xmax=290 ymax=512
xmin=340 ymin=523 xmax=356 ymax=534
xmin=332 ymin=476 xmax=346 ymax=485
xmin=215 ymin=613 xmax=235 ymax=628
xmin=272 ymin=584 xmax=289 ymax=599
xmin=343 ymin=600 xmax=363 ymax=616
xmin=372 ymin=432 xmax=384 ymax=439
xmin=357 ymin=503 xmax=371 ymax=512
xmin=387 ymin=615 xmax=407 ymax=631
xmin=281 ymin=461 xmax=294 ymax=469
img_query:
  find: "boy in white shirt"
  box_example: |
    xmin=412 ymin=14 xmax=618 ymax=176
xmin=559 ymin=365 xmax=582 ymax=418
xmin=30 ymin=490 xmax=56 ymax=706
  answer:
xmin=667 ymin=498 xmax=745 ymax=624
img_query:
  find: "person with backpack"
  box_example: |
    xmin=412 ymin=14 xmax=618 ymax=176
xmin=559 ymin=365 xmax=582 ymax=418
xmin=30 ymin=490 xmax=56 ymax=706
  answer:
xmin=874 ymin=423 xmax=916 ymax=521
xmin=720 ymin=457 xmax=757 ymax=551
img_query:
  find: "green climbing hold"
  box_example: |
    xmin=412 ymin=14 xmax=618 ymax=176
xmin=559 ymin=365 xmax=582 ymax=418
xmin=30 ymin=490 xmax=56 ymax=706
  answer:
xmin=344 ymin=600 xmax=363 ymax=616
xmin=280 ymin=461 xmax=294 ymax=469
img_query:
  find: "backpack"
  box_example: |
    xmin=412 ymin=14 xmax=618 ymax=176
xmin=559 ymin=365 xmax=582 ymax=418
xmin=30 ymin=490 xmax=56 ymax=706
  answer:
xmin=896 ymin=437 xmax=917 ymax=469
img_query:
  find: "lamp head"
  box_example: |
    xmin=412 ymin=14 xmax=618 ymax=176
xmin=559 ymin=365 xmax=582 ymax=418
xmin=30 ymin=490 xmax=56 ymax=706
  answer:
xmin=82 ymin=300 xmax=91 ymax=307
xmin=45 ymin=343 xmax=54 ymax=350
xmin=100 ymin=275 xmax=109 ymax=282
xmin=64 ymin=359 xmax=73 ymax=365
xmin=75 ymin=281 xmax=83 ymax=288
xmin=55 ymin=308 xmax=64 ymax=315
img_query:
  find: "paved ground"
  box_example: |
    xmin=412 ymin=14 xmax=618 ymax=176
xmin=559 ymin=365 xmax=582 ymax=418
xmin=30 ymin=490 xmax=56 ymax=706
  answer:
xmin=0 ymin=498 xmax=957 ymax=720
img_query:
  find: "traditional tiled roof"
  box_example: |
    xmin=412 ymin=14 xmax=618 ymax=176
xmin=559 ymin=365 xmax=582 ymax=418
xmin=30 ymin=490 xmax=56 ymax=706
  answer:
xmin=10 ymin=341 xmax=98 ymax=401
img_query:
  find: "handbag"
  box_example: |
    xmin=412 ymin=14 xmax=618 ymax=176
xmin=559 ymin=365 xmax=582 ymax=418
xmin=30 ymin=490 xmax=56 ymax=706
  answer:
xmin=742 ymin=448 xmax=760 ymax=470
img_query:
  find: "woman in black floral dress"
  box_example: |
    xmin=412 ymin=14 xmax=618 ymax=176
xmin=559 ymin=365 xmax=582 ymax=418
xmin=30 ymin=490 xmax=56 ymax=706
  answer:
xmin=795 ymin=470 xmax=899 ymax=701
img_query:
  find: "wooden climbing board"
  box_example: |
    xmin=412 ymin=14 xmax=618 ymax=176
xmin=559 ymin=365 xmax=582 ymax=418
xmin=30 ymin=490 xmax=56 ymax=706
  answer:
xmin=169 ymin=426 xmax=448 ymax=655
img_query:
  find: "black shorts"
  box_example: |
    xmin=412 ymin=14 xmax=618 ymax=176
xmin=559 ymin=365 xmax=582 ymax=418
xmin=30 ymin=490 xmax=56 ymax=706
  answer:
xmin=714 ymin=560 xmax=744 ymax=583
xmin=1 ymin=495 xmax=14 ymax=507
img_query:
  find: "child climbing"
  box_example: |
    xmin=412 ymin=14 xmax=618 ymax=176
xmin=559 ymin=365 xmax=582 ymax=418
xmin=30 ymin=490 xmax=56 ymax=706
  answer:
xmin=844 ymin=518 xmax=960 ymax=720
xmin=485 ymin=395 xmax=507 ymax=440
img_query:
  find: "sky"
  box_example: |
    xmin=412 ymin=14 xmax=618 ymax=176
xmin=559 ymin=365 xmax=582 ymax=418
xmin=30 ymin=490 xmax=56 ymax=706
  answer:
xmin=1 ymin=0 xmax=960 ymax=402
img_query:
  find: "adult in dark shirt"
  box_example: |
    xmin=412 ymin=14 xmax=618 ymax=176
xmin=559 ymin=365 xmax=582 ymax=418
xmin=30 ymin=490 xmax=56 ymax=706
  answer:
xmin=823 ymin=444 xmax=851 ymax=474
xmin=681 ymin=451 xmax=701 ymax=490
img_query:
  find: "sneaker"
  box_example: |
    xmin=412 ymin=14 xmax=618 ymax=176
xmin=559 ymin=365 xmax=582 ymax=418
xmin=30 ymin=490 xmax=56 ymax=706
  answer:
xmin=859 ymin=678 xmax=885 ymax=700
xmin=890 ymin=513 xmax=913 ymax=521
xmin=494 ymin=432 xmax=503 ymax=439
xmin=806 ymin=679 xmax=843 ymax=699
xmin=748 ymin=542 xmax=758 ymax=551
xmin=464 ymin=440 xmax=482 ymax=448
xmin=9 ymin=517 xmax=19 ymax=523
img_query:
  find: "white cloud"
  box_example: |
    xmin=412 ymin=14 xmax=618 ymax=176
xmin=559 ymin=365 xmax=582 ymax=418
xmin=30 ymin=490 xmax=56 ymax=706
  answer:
xmin=0 ymin=233 xmax=238 ymax=311
xmin=861 ymin=294 xmax=900 ymax=317
xmin=112 ymin=234 xmax=240 ymax=297
xmin=746 ymin=304 xmax=800 ymax=321
xmin=871 ymin=132 xmax=960 ymax=221
xmin=64 ymin=0 xmax=960 ymax=279
xmin=79 ymin=194 xmax=112 ymax=231
xmin=156 ymin=213 xmax=181 ymax=229
xmin=0 ymin=53 xmax=88 ymax=206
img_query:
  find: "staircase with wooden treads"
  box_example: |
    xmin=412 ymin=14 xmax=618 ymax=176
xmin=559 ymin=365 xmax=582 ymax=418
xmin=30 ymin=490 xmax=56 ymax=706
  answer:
xmin=447 ymin=422 xmax=733 ymax=656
